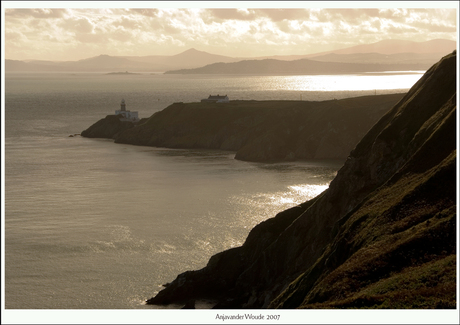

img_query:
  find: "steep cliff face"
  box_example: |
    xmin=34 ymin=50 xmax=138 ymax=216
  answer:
xmin=146 ymin=51 xmax=457 ymax=309
xmin=107 ymin=95 xmax=403 ymax=162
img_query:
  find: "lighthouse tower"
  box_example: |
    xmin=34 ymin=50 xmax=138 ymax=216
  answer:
xmin=115 ymin=99 xmax=139 ymax=121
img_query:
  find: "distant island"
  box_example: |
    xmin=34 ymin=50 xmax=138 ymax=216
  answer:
xmin=106 ymin=71 xmax=140 ymax=75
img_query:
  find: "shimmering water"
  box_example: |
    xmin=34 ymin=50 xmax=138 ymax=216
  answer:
xmin=3 ymin=72 xmax=422 ymax=310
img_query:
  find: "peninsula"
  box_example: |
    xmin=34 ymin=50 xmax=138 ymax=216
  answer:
xmin=82 ymin=94 xmax=405 ymax=162
xmin=164 ymin=58 xmax=430 ymax=75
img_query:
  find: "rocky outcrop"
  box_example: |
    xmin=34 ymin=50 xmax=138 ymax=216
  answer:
xmin=81 ymin=114 xmax=146 ymax=139
xmin=146 ymin=50 xmax=457 ymax=309
xmin=82 ymin=94 xmax=405 ymax=162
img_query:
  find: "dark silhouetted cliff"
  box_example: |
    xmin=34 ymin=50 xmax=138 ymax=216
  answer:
xmin=146 ymin=50 xmax=457 ymax=309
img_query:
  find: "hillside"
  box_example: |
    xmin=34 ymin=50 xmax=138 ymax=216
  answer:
xmin=81 ymin=94 xmax=405 ymax=162
xmin=145 ymin=50 xmax=457 ymax=309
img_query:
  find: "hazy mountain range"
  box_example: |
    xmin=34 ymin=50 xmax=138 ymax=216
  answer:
xmin=5 ymin=39 xmax=456 ymax=74
xmin=164 ymin=57 xmax=435 ymax=75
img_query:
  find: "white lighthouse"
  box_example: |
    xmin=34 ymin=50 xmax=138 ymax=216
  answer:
xmin=115 ymin=99 xmax=139 ymax=121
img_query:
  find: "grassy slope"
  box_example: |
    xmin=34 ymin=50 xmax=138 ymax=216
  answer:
xmin=271 ymin=151 xmax=456 ymax=309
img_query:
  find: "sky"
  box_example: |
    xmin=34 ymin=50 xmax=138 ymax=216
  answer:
xmin=2 ymin=1 xmax=458 ymax=61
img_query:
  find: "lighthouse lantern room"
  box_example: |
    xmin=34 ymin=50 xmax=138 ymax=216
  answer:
xmin=115 ymin=99 xmax=139 ymax=121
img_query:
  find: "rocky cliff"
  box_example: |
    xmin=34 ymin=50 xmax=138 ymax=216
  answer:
xmin=146 ymin=51 xmax=457 ymax=309
xmin=81 ymin=114 xmax=147 ymax=139
xmin=82 ymin=94 xmax=404 ymax=162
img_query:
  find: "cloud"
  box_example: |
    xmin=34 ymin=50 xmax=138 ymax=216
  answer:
xmin=314 ymin=8 xmax=381 ymax=22
xmin=5 ymin=8 xmax=68 ymax=18
xmin=74 ymin=29 xmax=106 ymax=44
xmin=61 ymin=17 xmax=94 ymax=34
xmin=127 ymin=8 xmax=160 ymax=17
xmin=205 ymin=9 xmax=258 ymax=21
xmin=385 ymin=22 xmax=420 ymax=35
xmin=112 ymin=16 xmax=143 ymax=30
xmin=259 ymin=9 xmax=312 ymax=22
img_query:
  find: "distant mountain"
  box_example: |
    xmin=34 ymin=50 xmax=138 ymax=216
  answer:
xmin=5 ymin=59 xmax=66 ymax=72
xmin=5 ymin=49 xmax=240 ymax=73
xmin=253 ymin=39 xmax=456 ymax=61
xmin=70 ymin=55 xmax=148 ymax=70
xmin=5 ymin=59 xmax=36 ymax=71
xmin=5 ymin=55 xmax=148 ymax=72
xmin=307 ymin=52 xmax=448 ymax=65
xmin=5 ymin=39 xmax=456 ymax=73
xmin=327 ymin=39 xmax=455 ymax=55
xmin=164 ymin=57 xmax=434 ymax=75
xmin=122 ymin=48 xmax=239 ymax=69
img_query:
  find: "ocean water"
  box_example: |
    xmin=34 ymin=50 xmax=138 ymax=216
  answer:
xmin=3 ymin=72 xmax=423 ymax=310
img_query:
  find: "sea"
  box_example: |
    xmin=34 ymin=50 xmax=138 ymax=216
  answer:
xmin=2 ymin=71 xmax=424 ymax=316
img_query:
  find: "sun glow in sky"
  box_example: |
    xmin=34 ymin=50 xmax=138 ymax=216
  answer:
xmin=1 ymin=1 xmax=458 ymax=61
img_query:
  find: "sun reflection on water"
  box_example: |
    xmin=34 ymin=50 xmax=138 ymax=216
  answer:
xmin=268 ymin=184 xmax=329 ymax=207
xmin=270 ymin=73 xmax=424 ymax=92
xmin=233 ymin=183 xmax=330 ymax=230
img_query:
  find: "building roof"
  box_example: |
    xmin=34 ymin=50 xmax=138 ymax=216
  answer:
xmin=208 ymin=95 xmax=228 ymax=99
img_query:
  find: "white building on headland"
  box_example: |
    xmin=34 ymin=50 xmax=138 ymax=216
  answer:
xmin=115 ymin=99 xmax=139 ymax=121
xmin=201 ymin=94 xmax=229 ymax=103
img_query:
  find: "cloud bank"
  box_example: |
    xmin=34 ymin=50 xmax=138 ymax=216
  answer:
xmin=4 ymin=6 xmax=458 ymax=61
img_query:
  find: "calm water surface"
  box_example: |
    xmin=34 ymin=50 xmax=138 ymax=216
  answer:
xmin=3 ymin=72 xmax=422 ymax=310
